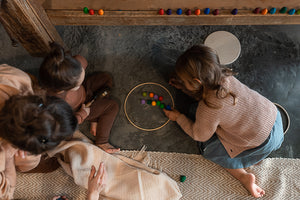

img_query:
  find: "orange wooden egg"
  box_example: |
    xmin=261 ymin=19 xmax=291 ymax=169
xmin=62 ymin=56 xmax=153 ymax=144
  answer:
xmin=98 ymin=9 xmax=104 ymax=15
xmin=261 ymin=8 xmax=268 ymax=15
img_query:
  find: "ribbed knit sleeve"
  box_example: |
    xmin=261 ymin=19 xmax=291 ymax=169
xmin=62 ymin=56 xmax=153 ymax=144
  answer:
xmin=176 ymin=102 xmax=220 ymax=142
xmin=176 ymin=76 xmax=277 ymax=158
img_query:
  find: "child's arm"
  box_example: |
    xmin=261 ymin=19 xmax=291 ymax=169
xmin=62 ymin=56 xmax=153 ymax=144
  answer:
xmin=0 ymin=143 xmax=17 ymax=199
xmin=75 ymin=104 xmax=90 ymax=124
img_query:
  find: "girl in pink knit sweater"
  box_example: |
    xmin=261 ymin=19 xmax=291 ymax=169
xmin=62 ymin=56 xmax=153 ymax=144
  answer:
xmin=164 ymin=45 xmax=284 ymax=198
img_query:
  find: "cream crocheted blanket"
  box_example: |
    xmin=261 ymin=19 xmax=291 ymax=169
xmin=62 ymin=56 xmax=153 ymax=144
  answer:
xmin=14 ymin=134 xmax=300 ymax=200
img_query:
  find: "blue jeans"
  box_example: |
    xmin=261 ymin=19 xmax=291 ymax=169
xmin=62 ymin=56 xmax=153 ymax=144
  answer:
xmin=198 ymin=110 xmax=284 ymax=169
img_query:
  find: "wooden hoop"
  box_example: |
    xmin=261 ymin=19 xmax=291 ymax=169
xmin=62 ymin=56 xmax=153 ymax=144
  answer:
xmin=124 ymin=82 xmax=174 ymax=131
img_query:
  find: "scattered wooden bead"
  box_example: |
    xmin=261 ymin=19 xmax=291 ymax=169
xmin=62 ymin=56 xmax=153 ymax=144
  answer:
xmin=141 ymin=99 xmax=146 ymax=104
xmin=98 ymin=9 xmax=104 ymax=15
xmin=279 ymin=7 xmax=287 ymax=14
xmin=176 ymin=8 xmax=182 ymax=15
xmin=149 ymin=92 xmax=154 ymax=98
xmin=166 ymin=105 xmax=172 ymax=110
xmin=142 ymin=92 xmax=147 ymax=97
xmin=213 ymin=9 xmax=219 ymax=16
xmin=195 ymin=9 xmax=201 ymax=15
xmin=158 ymin=96 xmax=163 ymax=101
xmin=269 ymin=8 xmax=276 ymax=14
xmin=296 ymin=9 xmax=300 ymax=15
xmin=180 ymin=175 xmax=186 ymax=182
xmin=159 ymin=9 xmax=164 ymax=15
xmin=83 ymin=7 xmax=89 ymax=14
xmin=288 ymin=9 xmax=296 ymax=15
xmin=261 ymin=8 xmax=268 ymax=15
xmin=147 ymin=100 xmax=152 ymax=105
xmin=156 ymin=101 xmax=161 ymax=106
xmin=204 ymin=8 xmax=210 ymax=15
xmin=160 ymin=103 xmax=165 ymax=109
xmin=231 ymin=8 xmax=238 ymax=15
xmin=151 ymin=101 xmax=156 ymax=106
xmin=166 ymin=9 xmax=172 ymax=15
xmin=185 ymin=9 xmax=192 ymax=15
xmin=154 ymin=94 xmax=158 ymax=100
xmin=253 ymin=7 xmax=260 ymax=14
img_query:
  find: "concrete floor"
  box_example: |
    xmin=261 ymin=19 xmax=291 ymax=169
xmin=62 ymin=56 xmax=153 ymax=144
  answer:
xmin=0 ymin=24 xmax=299 ymax=158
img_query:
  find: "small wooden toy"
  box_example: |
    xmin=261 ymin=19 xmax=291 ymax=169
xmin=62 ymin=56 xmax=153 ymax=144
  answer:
xmin=141 ymin=99 xmax=146 ymax=104
xmin=269 ymin=8 xmax=276 ymax=14
xmin=166 ymin=9 xmax=172 ymax=15
xmin=288 ymin=9 xmax=296 ymax=15
xmin=195 ymin=9 xmax=201 ymax=15
xmin=160 ymin=103 xmax=165 ymax=109
xmin=83 ymin=7 xmax=89 ymax=14
xmin=154 ymin=94 xmax=159 ymax=100
xmin=149 ymin=92 xmax=154 ymax=98
xmin=297 ymin=9 xmax=300 ymax=15
xmin=151 ymin=101 xmax=156 ymax=106
xmin=185 ymin=9 xmax=191 ymax=15
xmin=280 ymin=7 xmax=287 ymax=14
xmin=159 ymin=9 xmax=164 ymax=15
xmin=213 ymin=9 xmax=219 ymax=15
xmin=231 ymin=8 xmax=238 ymax=15
xmin=261 ymin=8 xmax=268 ymax=15
xmin=176 ymin=8 xmax=182 ymax=15
xmin=89 ymin=9 xmax=95 ymax=15
xmin=98 ymin=9 xmax=104 ymax=15
xmin=253 ymin=7 xmax=260 ymax=14
xmin=204 ymin=8 xmax=210 ymax=15
xmin=156 ymin=101 xmax=161 ymax=106
xmin=158 ymin=96 xmax=163 ymax=101
xmin=180 ymin=175 xmax=186 ymax=182
xmin=142 ymin=92 xmax=147 ymax=97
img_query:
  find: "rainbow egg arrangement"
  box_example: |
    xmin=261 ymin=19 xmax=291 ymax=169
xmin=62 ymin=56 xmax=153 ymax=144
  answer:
xmin=141 ymin=91 xmax=171 ymax=110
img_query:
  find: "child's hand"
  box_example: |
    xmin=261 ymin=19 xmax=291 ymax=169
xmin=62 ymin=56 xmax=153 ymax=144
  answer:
xmin=52 ymin=196 xmax=68 ymax=200
xmin=14 ymin=150 xmax=28 ymax=159
xmin=81 ymin=104 xmax=91 ymax=116
xmin=163 ymin=108 xmax=181 ymax=121
xmin=87 ymin=162 xmax=106 ymax=200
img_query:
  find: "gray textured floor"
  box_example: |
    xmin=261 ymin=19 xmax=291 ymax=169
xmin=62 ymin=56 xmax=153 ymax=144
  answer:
xmin=0 ymin=24 xmax=299 ymax=158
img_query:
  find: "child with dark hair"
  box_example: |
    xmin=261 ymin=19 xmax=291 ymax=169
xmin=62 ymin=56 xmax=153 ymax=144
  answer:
xmin=0 ymin=64 xmax=77 ymax=199
xmin=164 ymin=45 xmax=284 ymax=198
xmin=0 ymin=94 xmax=77 ymax=199
xmin=39 ymin=43 xmax=119 ymax=153
xmin=0 ymin=95 xmax=77 ymax=154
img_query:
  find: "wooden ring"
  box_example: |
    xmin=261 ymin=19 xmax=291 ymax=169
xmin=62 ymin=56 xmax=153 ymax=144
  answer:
xmin=124 ymin=82 xmax=174 ymax=131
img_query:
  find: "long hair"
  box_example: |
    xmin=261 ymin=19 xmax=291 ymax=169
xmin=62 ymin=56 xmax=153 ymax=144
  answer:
xmin=0 ymin=95 xmax=77 ymax=154
xmin=173 ymin=45 xmax=236 ymax=107
xmin=39 ymin=42 xmax=82 ymax=92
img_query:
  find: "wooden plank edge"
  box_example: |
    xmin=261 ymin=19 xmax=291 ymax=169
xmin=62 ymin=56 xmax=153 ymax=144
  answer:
xmin=45 ymin=10 xmax=300 ymax=26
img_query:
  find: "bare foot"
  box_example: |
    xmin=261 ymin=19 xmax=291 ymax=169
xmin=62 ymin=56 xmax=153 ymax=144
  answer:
xmin=97 ymin=143 xmax=120 ymax=154
xmin=90 ymin=122 xmax=97 ymax=136
xmin=240 ymin=173 xmax=265 ymax=198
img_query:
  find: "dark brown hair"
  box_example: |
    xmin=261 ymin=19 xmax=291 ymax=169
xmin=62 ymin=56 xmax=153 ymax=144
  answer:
xmin=173 ymin=45 xmax=236 ymax=107
xmin=0 ymin=95 xmax=77 ymax=154
xmin=39 ymin=42 xmax=82 ymax=92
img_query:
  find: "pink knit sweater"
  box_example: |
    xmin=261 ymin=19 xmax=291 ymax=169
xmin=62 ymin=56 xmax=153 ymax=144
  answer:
xmin=176 ymin=76 xmax=277 ymax=158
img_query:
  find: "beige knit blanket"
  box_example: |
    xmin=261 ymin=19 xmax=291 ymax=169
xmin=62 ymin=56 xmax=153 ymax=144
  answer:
xmin=14 ymin=149 xmax=300 ymax=200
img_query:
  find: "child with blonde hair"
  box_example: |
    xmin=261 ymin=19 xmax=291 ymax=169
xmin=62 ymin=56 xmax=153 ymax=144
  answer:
xmin=164 ymin=45 xmax=284 ymax=198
